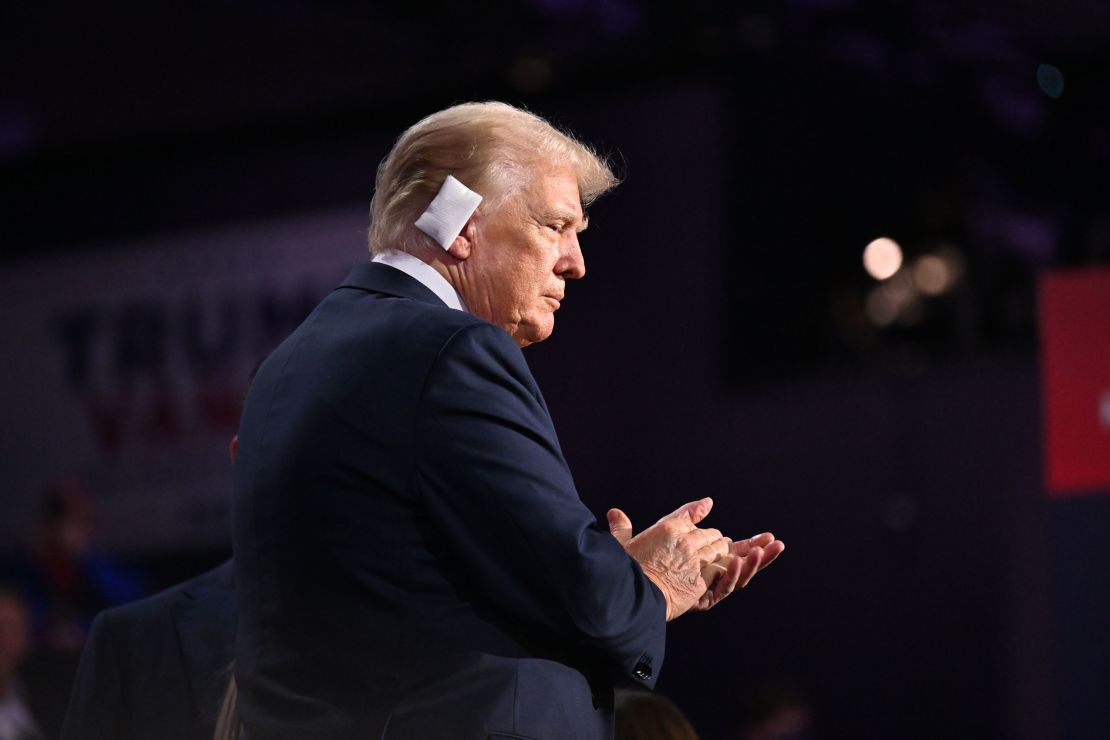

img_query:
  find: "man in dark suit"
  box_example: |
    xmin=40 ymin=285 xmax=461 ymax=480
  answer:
xmin=233 ymin=101 xmax=784 ymax=740
xmin=60 ymin=432 xmax=245 ymax=740
xmin=58 ymin=560 xmax=234 ymax=740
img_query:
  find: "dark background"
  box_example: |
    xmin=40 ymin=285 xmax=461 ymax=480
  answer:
xmin=3 ymin=2 xmax=1110 ymax=738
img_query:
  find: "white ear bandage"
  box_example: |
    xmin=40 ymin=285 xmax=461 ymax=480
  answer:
xmin=414 ymin=175 xmax=483 ymax=250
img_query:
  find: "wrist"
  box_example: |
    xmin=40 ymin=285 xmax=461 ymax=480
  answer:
xmin=640 ymin=566 xmax=677 ymax=621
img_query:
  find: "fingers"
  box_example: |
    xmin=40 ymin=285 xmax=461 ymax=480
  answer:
xmin=748 ymin=532 xmax=776 ymax=548
xmin=686 ymin=497 xmax=713 ymax=525
xmin=659 ymin=497 xmax=713 ymax=527
xmin=695 ymin=534 xmax=731 ymax=568
xmin=700 ymin=560 xmax=728 ymax=587
xmin=694 ymin=554 xmax=743 ymax=611
xmin=737 ymin=534 xmax=790 ymax=576
xmin=711 ymin=553 xmax=744 ymax=601
xmin=731 ymin=532 xmax=775 ymax=556
xmin=731 ymin=533 xmax=785 ymax=574
xmin=736 ymin=546 xmax=765 ymax=588
xmin=606 ymin=508 xmax=634 ymax=547
xmin=686 ymin=531 xmax=784 ymax=614
xmin=629 ymin=503 xmax=785 ymax=619
xmin=760 ymin=539 xmax=785 ymax=571
xmin=695 ymin=588 xmax=715 ymax=612
xmin=711 ymin=538 xmax=782 ymax=593
xmin=682 ymin=527 xmax=725 ymax=555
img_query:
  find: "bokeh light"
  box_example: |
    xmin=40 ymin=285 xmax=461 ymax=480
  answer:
xmin=1037 ymin=63 xmax=1065 ymax=98
xmin=912 ymin=255 xmax=951 ymax=295
xmin=862 ymin=237 xmax=903 ymax=280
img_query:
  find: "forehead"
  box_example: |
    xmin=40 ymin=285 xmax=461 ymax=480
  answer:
xmin=517 ymin=164 xmax=583 ymax=217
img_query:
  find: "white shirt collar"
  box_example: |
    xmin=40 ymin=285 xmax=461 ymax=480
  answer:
xmin=371 ymin=249 xmax=467 ymax=312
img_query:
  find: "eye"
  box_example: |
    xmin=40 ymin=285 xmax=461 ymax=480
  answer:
xmin=546 ymin=223 xmax=562 ymax=233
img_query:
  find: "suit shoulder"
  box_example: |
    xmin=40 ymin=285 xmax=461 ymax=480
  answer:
xmin=323 ymin=285 xmax=486 ymax=349
xmin=348 ymin=296 xmax=517 ymax=376
xmin=93 ymin=587 xmax=179 ymax=630
xmin=421 ymin=320 xmax=539 ymax=405
xmin=92 ymin=562 xmax=232 ymax=630
xmin=435 ymin=319 xmax=527 ymax=363
xmin=387 ymin=297 xmax=489 ymax=340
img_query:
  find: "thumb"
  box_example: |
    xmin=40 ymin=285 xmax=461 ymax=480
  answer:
xmin=607 ymin=508 xmax=634 ymax=546
xmin=664 ymin=497 xmax=713 ymax=526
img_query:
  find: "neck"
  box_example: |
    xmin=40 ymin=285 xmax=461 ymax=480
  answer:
xmin=407 ymin=243 xmax=454 ymax=282
xmin=376 ymin=245 xmax=468 ymax=313
xmin=399 ymin=244 xmax=466 ymax=298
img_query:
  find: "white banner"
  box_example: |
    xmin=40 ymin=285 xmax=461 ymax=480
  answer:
xmin=0 ymin=206 xmax=370 ymax=552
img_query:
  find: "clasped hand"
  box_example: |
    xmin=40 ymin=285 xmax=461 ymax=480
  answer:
xmin=607 ymin=497 xmax=784 ymax=621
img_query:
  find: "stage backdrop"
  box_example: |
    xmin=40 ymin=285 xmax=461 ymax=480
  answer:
xmin=1039 ymin=267 xmax=1110 ymax=496
xmin=0 ymin=206 xmax=368 ymax=551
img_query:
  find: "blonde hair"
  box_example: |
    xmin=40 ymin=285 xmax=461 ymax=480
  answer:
xmin=368 ymin=101 xmax=618 ymax=254
xmin=212 ymin=673 xmax=240 ymax=740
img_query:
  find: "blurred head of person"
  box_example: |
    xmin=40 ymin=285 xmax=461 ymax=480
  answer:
xmin=615 ymin=688 xmax=700 ymax=740
xmin=37 ymin=476 xmax=94 ymax=557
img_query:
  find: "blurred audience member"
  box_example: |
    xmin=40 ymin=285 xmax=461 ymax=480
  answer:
xmin=61 ymin=435 xmax=241 ymax=740
xmin=59 ymin=561 xmax=234 ymax=740
xmin=20 ymin=476 xmax=143 ymax=651
xmin=0 ymin=588 xmax=42 ymax=740
xmin=615 ymin=688 xmax=699 ymax=740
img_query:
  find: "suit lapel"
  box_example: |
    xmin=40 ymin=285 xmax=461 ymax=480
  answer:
xmin=340 ymin=261 xmax=448 ymax=307
xmin=171 ymin=561 xmax=236 ymax=729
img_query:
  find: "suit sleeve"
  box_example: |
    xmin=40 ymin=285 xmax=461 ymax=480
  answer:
xmin=60 ymin=612 xmax=123 ymax=740
xmin=414 ymin=321 xmax=667 ymax=686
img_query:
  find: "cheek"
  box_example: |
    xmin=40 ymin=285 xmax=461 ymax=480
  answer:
xmin=507 ymin=267 xmax=543 ymax=308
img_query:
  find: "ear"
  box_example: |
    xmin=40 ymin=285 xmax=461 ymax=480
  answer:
xmin=444 ymin=216 xmax=477 ymax=261
xmin=229 ymin=435 xmax=239 ymax=463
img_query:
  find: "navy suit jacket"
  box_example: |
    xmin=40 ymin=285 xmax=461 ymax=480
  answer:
xmin=60 ymin=561 xmax=235 ymax=740
xmin=232 ymin=262 xmax=667 ymax=740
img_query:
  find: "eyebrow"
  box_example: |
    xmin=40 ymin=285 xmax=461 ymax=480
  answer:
xmin=547 ymin=208 xmax=589 ymax=232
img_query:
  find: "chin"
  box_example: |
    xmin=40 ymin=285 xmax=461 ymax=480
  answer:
xmin=515 ymin=318 xmax=555 ymax=348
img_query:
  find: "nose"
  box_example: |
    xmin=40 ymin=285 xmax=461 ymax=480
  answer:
xmin=557 ymin=233 xmax=586 ymax=280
